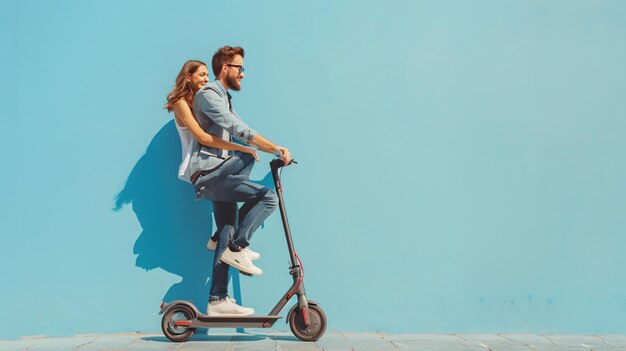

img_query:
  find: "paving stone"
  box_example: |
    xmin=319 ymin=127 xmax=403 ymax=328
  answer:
xmin=529 ymin=347 xmax=592 ymax=351
xmin=391 ymin=340 xmax=488 ymax=350
xmin=192 ymin=335 xmax=234 ymax=342
xmin=22 ymin=336 xmax=99 ymax=351
xmin=0 ymin=339 xmax=36 ymax=351
xmin=106 ymin=334 xmax=180 ymax=351
xmin=381 ymin=333 xmax=484 ymax=349
xmin=457 ymin=333 xmax=533 ymax=350
xmin=314 ymin=339 xmax=354 ymax=349
xmin=231 ymin=335 xmax=274 ymax=343
xmin=460 ymin=334 xmax=513 ymax=341
xmin=597 ymin=335 xmax=626 ymax=348
xmin=179 ymin=345 xmax=225 ymax=351
xmin=315 ymin=333 xmax=394 ymax=350
xmin=1 ymin=333 xmax=626 ymax=351
xmin=340 ymin=332 xmax=386 ymax=341
xmin=499 ymin=333 xmax=557 ymax=347
xmin=133 ymin=346 xmax=182 ymax=350
xmin=231 ymin=346 xmax=277 ymax=351
xmin=392 ymin=340 xmax=481 ymax=349
xmin=279 ymin=343 xmax=322 ymax=351
xmin=542 ymin=335 xmax=607 ymax=348
xmin=312 ymin=332 xmax=348 ymax=342
xmin=485 ymin=345 xmax=535 ymax=351
xmin=124 ymin=339 xmax=181 ymax=351
xmin=347 ymin=340 xmax=394 ymax=348
xmin=264 ymin=331 xmax=294 ymax=337
xmin=351 ymin=344 xmax=398 ymax=351
xmin=274 ymin=337 xmax=308 ymax=345
xmin=458 ymin=334 xmax=520 ymax=343
xmin=177 ymin=340 xmax=236 ymax=351
xmin=383 ymin=333 xmax=464 ymax=341
xmin=76 ymin=334 xmax=145 ymax=350
xmin=181 ymin=331 xmax=276 ymax=350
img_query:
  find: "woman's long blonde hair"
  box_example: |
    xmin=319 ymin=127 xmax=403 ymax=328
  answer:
xmin=164 ymin=60 xmax=207 ymax=112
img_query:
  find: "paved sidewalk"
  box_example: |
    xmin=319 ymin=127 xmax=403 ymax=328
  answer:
xmin=2 ymin=332 xmax=626 ymax=351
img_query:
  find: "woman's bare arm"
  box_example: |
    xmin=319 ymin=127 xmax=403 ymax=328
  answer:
xmin=173 ymin=100 xmax=258 ymax=160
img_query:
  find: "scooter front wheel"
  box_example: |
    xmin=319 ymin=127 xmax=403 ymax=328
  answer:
xmin=289 ymin=304 xmax=327 ymax=341
xmin=161 ymin=304 xmax=196 ymax=342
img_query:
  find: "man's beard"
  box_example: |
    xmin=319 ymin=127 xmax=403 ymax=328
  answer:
xmin=226 ymin=73 xmax=241 ymax=91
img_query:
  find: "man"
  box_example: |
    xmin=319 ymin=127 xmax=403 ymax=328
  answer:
xmin=189 ymin=46 xmax=292 ymax=316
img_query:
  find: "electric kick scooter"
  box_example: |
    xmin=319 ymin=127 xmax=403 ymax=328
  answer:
xmin=159 ymin=159 xmax=327 ymax=342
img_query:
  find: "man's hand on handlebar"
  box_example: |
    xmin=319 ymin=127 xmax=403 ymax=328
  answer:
xmin=276 ymin=146 xmax=292 ymax=165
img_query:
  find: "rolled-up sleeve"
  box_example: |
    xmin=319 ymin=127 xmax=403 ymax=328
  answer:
xmin=198 ymin=89 xmax=257 ymax=144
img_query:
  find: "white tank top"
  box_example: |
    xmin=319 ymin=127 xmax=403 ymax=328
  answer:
xmin=175 ymin=122 xmax=193 ymax=183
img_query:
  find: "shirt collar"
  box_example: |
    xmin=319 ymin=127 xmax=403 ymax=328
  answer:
xmin=213 ymin=79 xmax=228 ymax=97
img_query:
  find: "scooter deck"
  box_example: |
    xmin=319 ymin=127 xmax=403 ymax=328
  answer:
xmin=189 ymin=315 xmax=283 ymax=328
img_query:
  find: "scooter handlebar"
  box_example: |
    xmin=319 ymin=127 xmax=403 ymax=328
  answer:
xmin=270 ymin=158 xmax=297 ymax=169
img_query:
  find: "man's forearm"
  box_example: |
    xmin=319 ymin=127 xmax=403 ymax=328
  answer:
xmin=251 ymin=133 xmax=292 ymax=164
xmin=250 ymin=133 xmax=279 ymax=153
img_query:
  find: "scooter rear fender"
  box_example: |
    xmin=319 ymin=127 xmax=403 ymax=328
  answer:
xmin=159 ymin=300 xmax=203 ymax=316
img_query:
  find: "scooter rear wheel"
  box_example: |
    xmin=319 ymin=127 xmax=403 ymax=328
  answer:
xmin=289 ymin=304 xmax=327 ymax=341
xmin=161 ymin=304 xmax=196 ymax=342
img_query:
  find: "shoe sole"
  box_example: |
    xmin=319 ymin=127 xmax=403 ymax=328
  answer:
xmin=220 ymin=255 xmax=262 ymax=276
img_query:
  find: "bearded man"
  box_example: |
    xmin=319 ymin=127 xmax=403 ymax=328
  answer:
xmin=189 ymin=45 xmax=292 ymax=316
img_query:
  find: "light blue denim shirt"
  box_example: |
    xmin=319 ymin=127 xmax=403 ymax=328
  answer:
xmin=189 ymin=80 xmax=258 ymax=175
xmin=194 ymin=80 xmax=257 ymax=146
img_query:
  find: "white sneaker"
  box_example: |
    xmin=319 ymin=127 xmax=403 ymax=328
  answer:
xmin=207 ymin=237 xmax=217 ymax=251
xmin=245 ymin=247 xmax=261 ymax=260
xmin=220 ymin=248 xmax=263 ymax=275
xmin=207 ymin=297 xmax=254 ymax=317
xmin=209 ymin=238 xmax=258 ymax=260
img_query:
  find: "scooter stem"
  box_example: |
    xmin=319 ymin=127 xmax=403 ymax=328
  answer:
xmin=270 ymin=159 xmax=298 ymax=267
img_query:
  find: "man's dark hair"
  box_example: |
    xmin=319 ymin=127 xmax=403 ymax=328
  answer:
xmin=212 ymin=46 xmax=245 ymax=77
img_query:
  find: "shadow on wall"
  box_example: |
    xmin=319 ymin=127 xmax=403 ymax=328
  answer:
xmin=113 ymin=120 xmax=241 ymax=308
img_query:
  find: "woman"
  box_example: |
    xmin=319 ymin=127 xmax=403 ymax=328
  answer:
xmin=165 ymin=60 xmax=261 ymax=249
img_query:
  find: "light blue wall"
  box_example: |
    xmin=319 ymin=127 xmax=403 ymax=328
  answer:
xmin=1 ymin=0 xmax=625 ymax=339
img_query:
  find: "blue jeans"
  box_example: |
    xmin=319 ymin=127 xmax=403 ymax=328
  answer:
xmin=194 ymin=152 xmax=278 ymax=301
